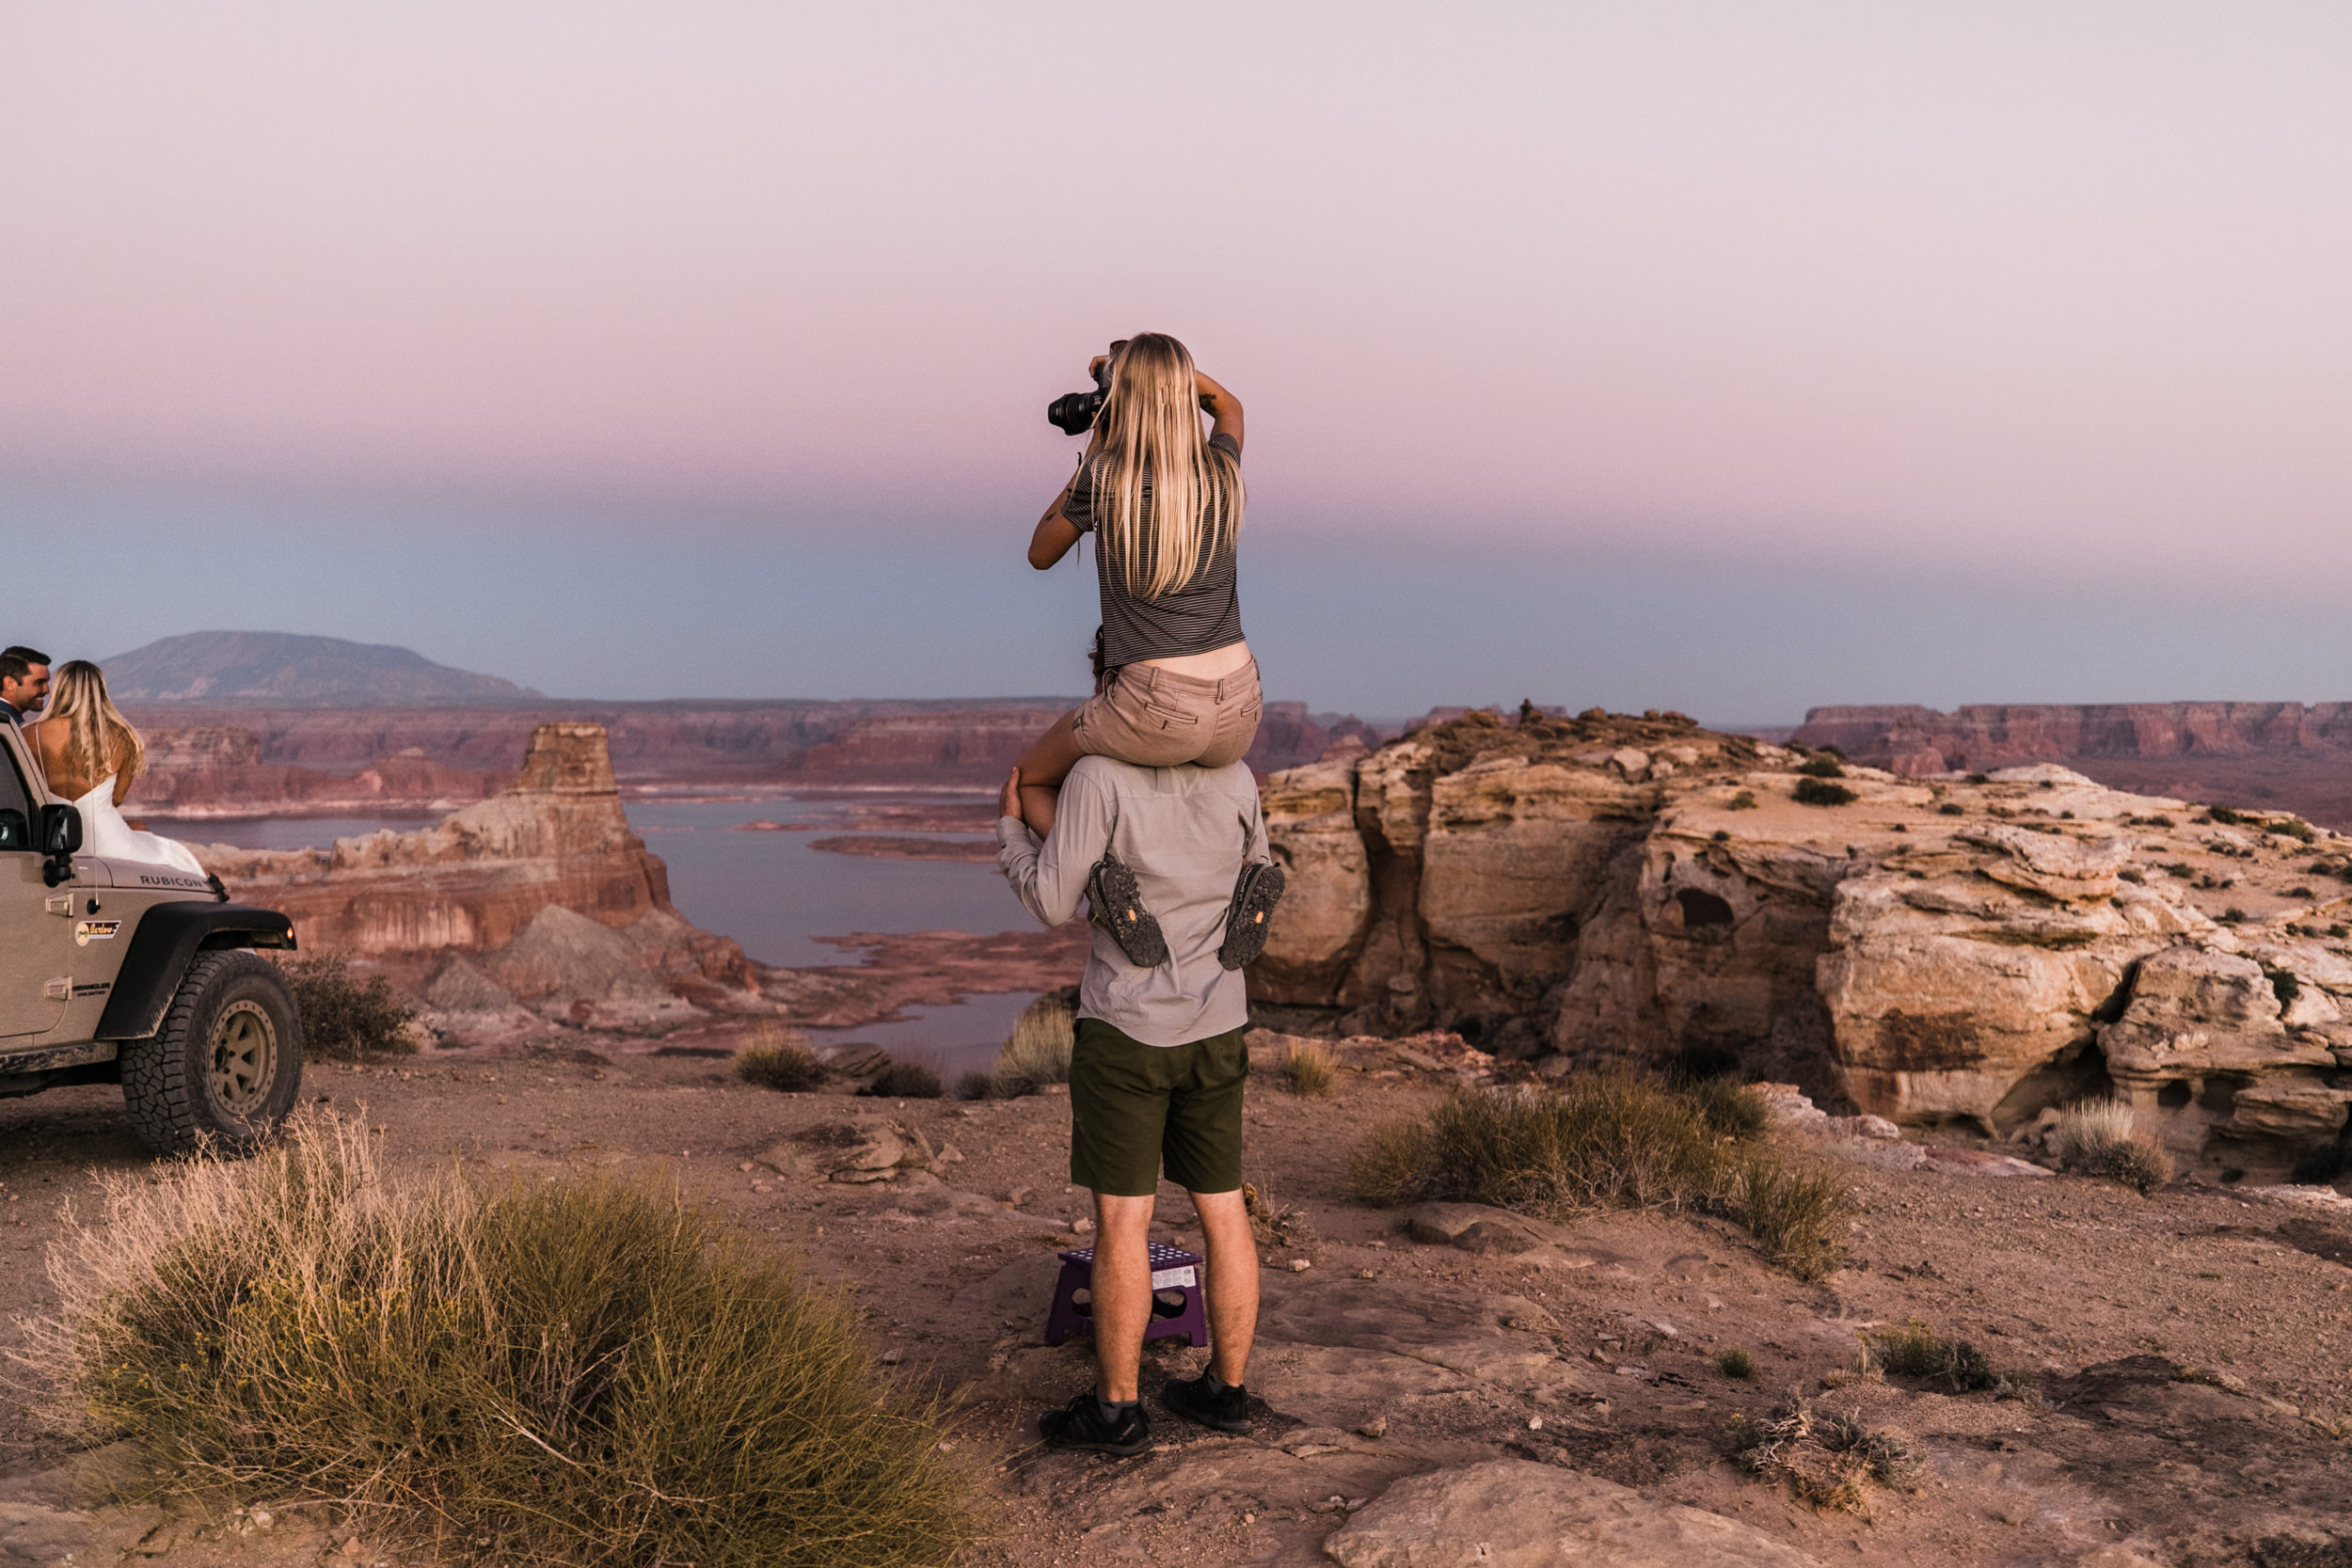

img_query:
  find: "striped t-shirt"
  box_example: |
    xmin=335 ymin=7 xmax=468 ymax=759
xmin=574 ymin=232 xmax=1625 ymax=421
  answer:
xmin=1060 ymin=431 xmax=1244 ymax=671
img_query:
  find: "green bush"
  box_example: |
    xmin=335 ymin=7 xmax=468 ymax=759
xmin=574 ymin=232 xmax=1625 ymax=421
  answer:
xmin=1797 ymin=758 xmax=1847 ymax=780
xmin=1870 ymin=1320 xmax=1998 ymax=1390
xmin=735 ymin=1031 xmax=825 ymax=1092
xmin=1717 ymin=1346 xmax=1756 ymax=1379
xmin=279 ymin=949 xmax=417 ymax=1058
xmin=1350 ymin=1076 xmax=1851 ymax=1279
xmin=37 ymin=1115 xmax=972 ymax=1568
xmin=1937 ymin=801 xmax=1965 ymax=816
xmin=1728 ymin=791 xmax=1758 ymax=811
xmin=1793 ymin=778 xmax=1856 ymax=807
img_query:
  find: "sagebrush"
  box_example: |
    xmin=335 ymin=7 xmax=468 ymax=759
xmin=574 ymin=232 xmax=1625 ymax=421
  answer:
xmin=31 ymin=1114 xmax=971 ymax=1568
xmin=279 ymin=949 xmax=416 ymax=1058
xmin=960 ymin=990 xmax=1074 ymax=1099
xmin=1350 ymin=1075 xmax=1852 ymax=1278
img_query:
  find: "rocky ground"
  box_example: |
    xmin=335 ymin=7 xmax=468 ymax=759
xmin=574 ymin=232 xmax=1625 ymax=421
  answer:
xmin=6 ymin=1045 xmax=2351 ymax=1568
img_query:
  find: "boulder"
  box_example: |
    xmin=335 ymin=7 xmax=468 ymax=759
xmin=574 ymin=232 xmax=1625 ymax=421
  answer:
xmin=1405 ymin=1202 xmax=1556 ymax=1256
xmin=1323 ymin=1461 xmax=1819 ymax=1568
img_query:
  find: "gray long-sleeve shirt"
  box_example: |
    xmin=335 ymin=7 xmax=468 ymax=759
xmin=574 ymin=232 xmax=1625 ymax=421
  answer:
xmin=995 ymin=756 xmax=1269 ymax=1048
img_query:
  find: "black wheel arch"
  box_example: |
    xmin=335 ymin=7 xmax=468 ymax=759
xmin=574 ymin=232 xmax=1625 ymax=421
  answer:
xmin=95 ymin=902 xmax=296 ymax=1041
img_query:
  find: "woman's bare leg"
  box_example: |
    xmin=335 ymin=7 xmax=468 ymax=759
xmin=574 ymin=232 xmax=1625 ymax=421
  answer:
xmin=1014 ymin=710 xmax=1088 ymax=837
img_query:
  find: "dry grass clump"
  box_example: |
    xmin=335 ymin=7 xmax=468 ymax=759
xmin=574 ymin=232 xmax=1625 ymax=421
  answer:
xmin=858 ymin=1060 xmax=945 ymax=1100
xmin=1281 ymin=1040 xmax=1338 ymax=1098
xmin=2051 ymin=1098 xmax=2173 ymax=1195
xmin=1727 ymin=1392 xmax=1925 ymax=1513
xmin=961 ymin=992 xmax=1074 ymax=1100
xmin=734 ymin=1028 xmax=825 ymax=1092
xmin=280 ymin=949 xmax=416 ymax=1058
xmin=32 ymin=1114 xmax=970 ymax=1568
xmin=1350 ymin=1076 xmax=1853 ymax=1279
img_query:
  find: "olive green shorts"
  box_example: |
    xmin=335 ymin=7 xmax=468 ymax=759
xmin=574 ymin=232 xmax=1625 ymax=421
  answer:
xmin=1068 ymin=1018 xmax=1248 ymax=1197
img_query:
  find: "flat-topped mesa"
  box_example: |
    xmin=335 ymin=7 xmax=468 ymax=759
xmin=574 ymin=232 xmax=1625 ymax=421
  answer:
xmin=1255 ymin=708 xmax=2352 ymax=1177
xmin=203 ymin=724 xmax=736 ymax=987
xmin=1794 ymin=702 xmax=2352 ymax=777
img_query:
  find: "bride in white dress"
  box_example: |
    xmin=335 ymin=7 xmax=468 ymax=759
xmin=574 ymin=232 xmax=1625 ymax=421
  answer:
xmin=29 ymin=660 xmax=207 ymax=877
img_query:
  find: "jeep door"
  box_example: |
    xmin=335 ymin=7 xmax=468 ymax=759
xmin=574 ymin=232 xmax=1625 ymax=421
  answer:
xmin=0 ymin=732 xmax=72 ymax=1037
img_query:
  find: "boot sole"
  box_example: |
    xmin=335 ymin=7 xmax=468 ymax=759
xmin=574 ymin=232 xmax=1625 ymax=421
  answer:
xmin=1216 ymin=860 xmax=1287 ymax=970
xmin=1088 ymin=852 xmax=1169 ymax=967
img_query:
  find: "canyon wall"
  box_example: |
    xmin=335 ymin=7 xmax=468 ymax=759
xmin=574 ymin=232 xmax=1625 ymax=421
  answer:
xmin=1255 ymin=710 xmax=2352 ymax=1176
xmin=129 ymin=699 xmax=1387 ymax=816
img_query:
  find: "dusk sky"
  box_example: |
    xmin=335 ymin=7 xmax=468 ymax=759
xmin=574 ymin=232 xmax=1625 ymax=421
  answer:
xmin=4 ymin=3 xmax=2348 ymax=720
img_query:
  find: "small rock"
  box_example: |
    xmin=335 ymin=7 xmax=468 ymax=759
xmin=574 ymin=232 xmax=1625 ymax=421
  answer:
xmin=1073 ymin=1217 xmax=1094 ymax=1234
xmin=1652 ymin=1321 xmax=1677 ymax=1337
xmin=1527 ymin=1416 xmax=1543 ymax=1430
xmin=1355 ymin=1416 xmax=1389 ymax=1439
xmin=737 ymin=1160 xmax=755 ymax=1172
xmin=341 ymin=1537 xmax=364 ymax=1559
xmin=881 ymin=1348 xmax=901 ymax=1366
xmin=1005 ymin=1185 xmax=1034 ymax=1206
xmin=1288 ymin=1259 xmax=1312 ymax=1272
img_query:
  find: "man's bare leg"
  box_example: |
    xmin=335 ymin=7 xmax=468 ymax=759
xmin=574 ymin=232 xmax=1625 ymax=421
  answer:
xmin=1089 ymin=1192 xmax=1157 ymax=1402
xmin=1013 ymin=710 xmax=1086 ymax=839
xmin=1189 ymin=1187 xmax=1259 ymax=1385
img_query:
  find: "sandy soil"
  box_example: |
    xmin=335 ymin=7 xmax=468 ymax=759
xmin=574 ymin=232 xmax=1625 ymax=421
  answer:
xmin=5 ymin=1051 xmax=2351 ymax=1568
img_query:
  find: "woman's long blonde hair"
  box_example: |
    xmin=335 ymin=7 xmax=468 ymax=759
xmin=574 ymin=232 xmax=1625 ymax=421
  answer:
xmin=1087 ymin=333 xmax=1244 ymax=599
xmin=44 ymin=661 xmax=144 ymax=786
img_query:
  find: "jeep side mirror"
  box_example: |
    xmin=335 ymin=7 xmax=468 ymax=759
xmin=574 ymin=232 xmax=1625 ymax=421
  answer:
xmin=40 ymin=803 xmax=82 ymax=855
xmin=0 ymin=807 xmax=26 ymax=850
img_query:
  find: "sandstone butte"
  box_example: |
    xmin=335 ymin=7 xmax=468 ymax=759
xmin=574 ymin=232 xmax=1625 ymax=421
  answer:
xmin=1253 ymin=707 xmax=2352 ymax=1180
xmin=198 ymin=721 xmax=1088 ymax=1042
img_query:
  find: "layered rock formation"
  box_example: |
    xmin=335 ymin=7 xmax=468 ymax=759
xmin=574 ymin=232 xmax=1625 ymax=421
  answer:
xmin=203 ymin=723 xmax=756 ymax=1032
xmin=126 ymin=699 xmax=1386 ymax=810
xmin=1255 ymin=710 xmax=2352 ymax=1174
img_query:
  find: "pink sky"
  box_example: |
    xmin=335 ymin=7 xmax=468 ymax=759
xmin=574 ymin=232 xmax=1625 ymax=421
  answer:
xmin=4 ymin=1 xmax=2349 ymax=593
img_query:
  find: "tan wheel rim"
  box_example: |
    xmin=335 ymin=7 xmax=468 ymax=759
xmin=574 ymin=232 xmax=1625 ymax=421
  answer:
xmin=208 ymin=999 xmax=278 ymax=1117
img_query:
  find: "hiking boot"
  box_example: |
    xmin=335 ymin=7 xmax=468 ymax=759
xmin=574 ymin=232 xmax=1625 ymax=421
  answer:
xmin=1216 ymin=859 xmax=1287 ymax=970
xmin=1161 ymin=1370 xmax=1251 ymax=1434
xmin=1040 ymin=1391 xmax=1152 ymax=1457
xmin=1087 ymin=851 xmax=1168 ymax=967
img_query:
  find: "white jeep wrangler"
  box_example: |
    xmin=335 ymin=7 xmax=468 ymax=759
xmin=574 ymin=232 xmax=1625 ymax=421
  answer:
xmin=2 ymin=721 xmax=303 ymax=1152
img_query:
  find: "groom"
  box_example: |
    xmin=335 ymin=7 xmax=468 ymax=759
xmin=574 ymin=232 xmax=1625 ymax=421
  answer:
xmin=0 ymin=646 xmax=51 ymax=733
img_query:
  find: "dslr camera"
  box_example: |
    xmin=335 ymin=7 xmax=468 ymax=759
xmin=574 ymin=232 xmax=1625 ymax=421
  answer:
xmin=1047 ymin=340 xmax=1128 ymax=435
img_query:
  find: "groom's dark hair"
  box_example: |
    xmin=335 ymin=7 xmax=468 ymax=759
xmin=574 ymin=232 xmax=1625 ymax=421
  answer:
xmin=0 ymin=647 xmax=51 ymax=681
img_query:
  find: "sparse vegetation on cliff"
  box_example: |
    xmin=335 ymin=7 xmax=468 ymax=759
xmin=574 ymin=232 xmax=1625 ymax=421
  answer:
xmin=35 ymin=1114 xmax=972 ymax=1568
xmin=1349 ymin=1076 xmax=1852 ymax=1279
xmin=859 ymin=1060 xmax=946 ymax=1100
xmin=1793 ymin=777 xmax=1857 ymax=807
xmin=2051 ymin=1100 xmax=2174 ymax=1195
xmin=280 ymin=949 xmax=416 ymax=1058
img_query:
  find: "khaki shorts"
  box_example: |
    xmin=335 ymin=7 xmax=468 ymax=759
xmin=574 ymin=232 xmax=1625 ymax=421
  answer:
xmin=1072 ymin=659 xmax=1261 ymax=769
xmin=1069 ymin=1019 xmax=1248 ymax=1197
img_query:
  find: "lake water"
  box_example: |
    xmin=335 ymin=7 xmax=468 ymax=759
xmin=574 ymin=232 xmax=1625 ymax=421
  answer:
xmin=194 ymin=796 xmax=1047 ymax=1072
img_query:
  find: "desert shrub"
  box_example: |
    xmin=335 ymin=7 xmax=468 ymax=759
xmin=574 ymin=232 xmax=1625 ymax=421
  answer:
xmin=1797 ymin=758 xmax=1847 ymax=780
xmin=1283 ymin=1040 xmax=1338 ymax=1098
xmin=1349 ymin=1077 xmax=1852 ymax=1279
xmin=33 ymin=1115 xmax=971 ymax=1568
xmin=1717 ymin=1347 xmax=1756 ymax=1380
xmin=2221 ymin=908 xmax=2247 ymax=925
xmin=2119 ymin=868 xmax=2144 ymax=883
xmin=1728 ymin=791 xmax=1758 ymax=810
xmin=1726 ymin=1393 xmax=1918 ymax=1513
xmin=993 ymin=991 xmax=1076 ymax=1090
xmin=2266 ymin=967 xmax=2303 ymax=1008
xmin=858 ymin=1061 xmax=944 ymax=1100
xmin=2165 ymin=862 xmax=2195 ymax=878
xmin=734 ymin=1030 xmax=824 ymax=1092
xmin=1793 ymin=778 xmax=1856 ymax=807
xmin=2144 ymin=814 xmax=2177 ymax=828
xmin=1684 ymin=1076 xmax=1772 ymax=1141
xmin=1936 ymin=801 xmax=1964 ymax=816
xmin=1965 ymin=773 xmax=1991 ymax=784
xmin=2204 ymin=805 xmax=2245 ymax=826
xmin=2051 ymin=1099 xmax=2174 ymax=1195
xmin=279 ymin=949 xmax=416 ymax=1058
xmin=2291 ymin=886 xmax=2316 ymax=899
xmin=1870 ymin=1320 xmax=1999 ymax=1390
xmin=953 ymin=1068 xmax=1000 ymax=1101
xmin=2275 ymin=818 xmax=2318 ymax=843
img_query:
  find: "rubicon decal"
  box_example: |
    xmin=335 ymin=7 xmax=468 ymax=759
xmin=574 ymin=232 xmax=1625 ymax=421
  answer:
xmin=74 ymin=919 xmax=122 ymax=946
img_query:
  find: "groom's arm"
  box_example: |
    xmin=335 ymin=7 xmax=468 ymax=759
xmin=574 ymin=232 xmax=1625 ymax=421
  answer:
xmin=996 ymin=768 xmax=1113 ymax=927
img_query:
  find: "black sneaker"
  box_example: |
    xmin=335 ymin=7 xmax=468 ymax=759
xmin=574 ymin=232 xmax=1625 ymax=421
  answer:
xmin=1087 ymin=851 xmax=1168 ymax=967
xmin=1216 ymin=860 xmax=1287 ymax=970
xmin=1161 ymin=1370 xmax=1251 ymax=1434
xmin=1040 ymin=1391 xmax=1152 ymax=1457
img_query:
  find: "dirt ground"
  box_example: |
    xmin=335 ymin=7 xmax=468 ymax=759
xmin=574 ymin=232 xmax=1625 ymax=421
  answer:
xmin=5 ymin=1043 xmax=2351 ymax=1568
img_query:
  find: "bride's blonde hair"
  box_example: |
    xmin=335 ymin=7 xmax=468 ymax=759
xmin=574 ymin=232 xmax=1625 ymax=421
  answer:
xmin=1088 ymin=333 xmax=1244 ymax=600
xmin=45 ymin=661 xmax=144 ymax=786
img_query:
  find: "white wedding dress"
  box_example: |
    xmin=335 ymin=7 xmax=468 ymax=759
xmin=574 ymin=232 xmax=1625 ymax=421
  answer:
xmin=73 ymin=775 xmax=207 ymax=877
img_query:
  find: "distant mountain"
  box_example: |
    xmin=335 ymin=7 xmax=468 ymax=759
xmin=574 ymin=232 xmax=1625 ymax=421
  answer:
xmin=103 ymin=631 xmax=543 ymax=705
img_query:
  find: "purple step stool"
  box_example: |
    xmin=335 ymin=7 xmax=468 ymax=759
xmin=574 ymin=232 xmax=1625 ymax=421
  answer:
xmin=1044 ymin=1242 xmax=1208 ymax=1348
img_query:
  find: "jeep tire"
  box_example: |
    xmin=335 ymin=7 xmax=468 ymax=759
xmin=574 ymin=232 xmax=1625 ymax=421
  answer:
xmin=119 ymin=951 xmax=305 ymax=1155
